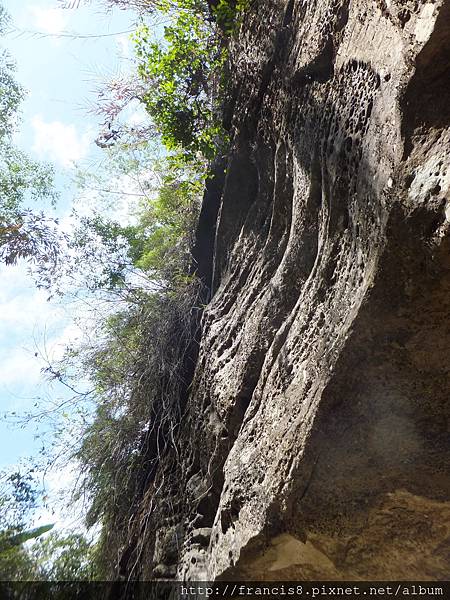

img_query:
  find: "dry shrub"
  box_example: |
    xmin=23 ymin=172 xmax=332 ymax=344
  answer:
xmin=75 ymin=278 xmax=204 ymax=578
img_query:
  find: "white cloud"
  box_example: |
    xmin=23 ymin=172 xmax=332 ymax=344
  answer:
xmin=0 ymin=263 xmax=78 ymax=403
xmin=126 ymin=105 xmax=148 ymax=128
xmin=32 ymin=463 xmax=86 ymax=532
xmin=30 ymin=6 xmax=68 ymax=36
xmin=31 ymin=115 xmax=92 ymax=167
xmin=0 ymin=264 xmax=64 ymax=335
xmin=0 ymin=349 xmax=42 ymax=389
xmin=46 ymin=322 xmax=82 ymax=364
xmin=117 ymin=34 xmax=131 ymax=59
xmin=0 ymin=263 xmax=55 ymax=340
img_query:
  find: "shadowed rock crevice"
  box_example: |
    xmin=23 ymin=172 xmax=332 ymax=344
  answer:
xmin=401 ymin=0 xmax=450 ymax=157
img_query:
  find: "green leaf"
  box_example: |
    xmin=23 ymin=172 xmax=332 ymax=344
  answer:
xmin=0 ymin=524 xmax=54 ymax=554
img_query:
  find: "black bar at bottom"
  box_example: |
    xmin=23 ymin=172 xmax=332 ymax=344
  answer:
xmin=0 ymin=581 xmax=448 ymax=600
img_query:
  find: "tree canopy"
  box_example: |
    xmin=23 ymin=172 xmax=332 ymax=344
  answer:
xmin=0 ymin=5 xmax=59 ymax=267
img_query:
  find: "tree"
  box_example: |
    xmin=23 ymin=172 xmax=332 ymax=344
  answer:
xmin=30 ymin=532 xmax=99 ymax=580
xmin=134 ymin=0 xmax=227 ymax=161
xmin=0 ymin=470 xmax=54 ymax=579
xmin=34 ymin=141 xmax=203 ymax=299
xmin=0 ymin=4 xmax=60 ymax=267
xmin=0 ymin=469 xmax=99 ymax=580
xmin=0 ymin=528 xmax=98 ymax=581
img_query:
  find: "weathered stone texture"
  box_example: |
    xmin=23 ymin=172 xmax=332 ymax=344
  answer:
xmin=139 ymin=0 xmax=450 ymax=581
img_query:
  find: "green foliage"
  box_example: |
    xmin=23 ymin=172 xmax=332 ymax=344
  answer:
xmin=0 ymin=471 xmax=49 ymax=580
xmin=0 ymin=7 xmax=22 ymax=135
xmin=0 ymin=544 xmax=39 ymax=580
xmin=0 ymin=4 xmax=59 ymax=267
xmin=131 ymin=0 xmax=250 ymax=161
xmin=42 ymin=148 xmax=203 ymax=297
xmin=134 ymin=1 xmax=228 ymax=161
xmin=0 ymin=471 xmax=97 ymax=580
xmin=35 ymin=140 xmax=204 ymax=579
xmin=0 ymin=210 xmax=60 ymax=267
xmin=0 ymin=146 xmax=56 ymax=218
xmin=120 ymin=161 xmax=203 ymax=282
xmin=71 ymin=282 xmax=201 ymax=577
xmin=0 ymin=471 xmax=40 ymax=532
xmin=31 ymin=532 xmax=99 ymax=581
xmin=212 ymin=0 xmax=249 ymax=34
xmin=37 ymin=148 xmax=205 ymax=578
xmin=0 ymin=524 xmax=54 ymax=555
xmin=0 ymin=530 xmax=98 ymax=581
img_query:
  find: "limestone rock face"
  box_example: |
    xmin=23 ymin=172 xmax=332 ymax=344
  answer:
xmin=135 ymin=0 xmax=450 ymax=581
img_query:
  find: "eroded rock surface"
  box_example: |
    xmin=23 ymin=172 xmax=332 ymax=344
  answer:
xmin=124 ymin=0 xmax=450 ymax=581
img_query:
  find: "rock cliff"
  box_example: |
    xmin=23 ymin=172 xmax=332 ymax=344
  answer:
xmin=123 ymin=0 xmax=450 ymax=581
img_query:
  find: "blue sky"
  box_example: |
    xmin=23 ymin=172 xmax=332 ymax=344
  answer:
xmin=0 ymin=0 xmax=143 ymax=526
